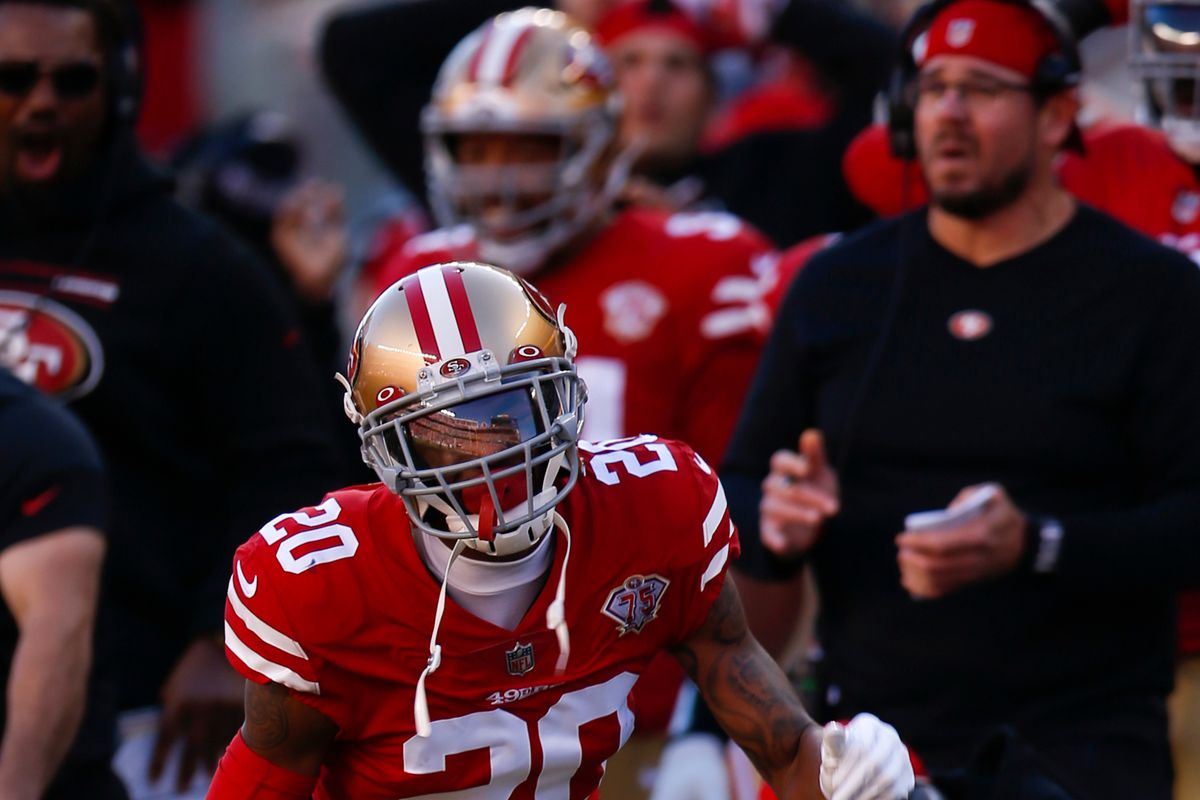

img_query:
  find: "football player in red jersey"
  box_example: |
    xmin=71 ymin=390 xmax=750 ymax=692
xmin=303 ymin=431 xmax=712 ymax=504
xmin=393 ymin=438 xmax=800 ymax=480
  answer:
xmin=206 ymin=261 xmax=914 ymax=800
xmin=375 ymin=7 xmax=776 ymax=469
xmin=380 ymin=10 xmax=776 ymax=765
xmin=1058 ymin=1 xmax=1200 ymax=266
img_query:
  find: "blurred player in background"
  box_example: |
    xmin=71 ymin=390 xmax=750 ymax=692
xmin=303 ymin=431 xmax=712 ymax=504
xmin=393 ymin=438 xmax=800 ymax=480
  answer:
xmin=377 ymin=7 xmax=773 ymax=469
xmin=0 ymin=368 xmax=117 ymax=798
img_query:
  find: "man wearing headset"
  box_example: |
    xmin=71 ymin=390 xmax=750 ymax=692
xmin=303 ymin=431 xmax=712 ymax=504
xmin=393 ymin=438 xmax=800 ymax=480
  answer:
xmin=0 ymin=1 xmax=345 ymax=796
xmin=718 ymin=1 xmax=1200 ymax=798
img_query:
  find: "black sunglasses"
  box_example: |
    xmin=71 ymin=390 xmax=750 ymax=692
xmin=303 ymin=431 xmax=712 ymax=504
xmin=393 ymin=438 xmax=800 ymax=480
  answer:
xmin=0 ymin=60 xmax=101 ymax=100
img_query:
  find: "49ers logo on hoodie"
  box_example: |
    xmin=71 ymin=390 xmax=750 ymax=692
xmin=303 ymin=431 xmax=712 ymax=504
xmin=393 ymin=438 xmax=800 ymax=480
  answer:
xmin=0 ymin=291 xmax=104 ymax=400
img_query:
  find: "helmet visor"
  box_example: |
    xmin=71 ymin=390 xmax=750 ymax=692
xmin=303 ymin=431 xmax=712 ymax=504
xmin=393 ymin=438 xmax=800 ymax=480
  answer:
xmin=404 ymin=385 xmax=551 ymax=469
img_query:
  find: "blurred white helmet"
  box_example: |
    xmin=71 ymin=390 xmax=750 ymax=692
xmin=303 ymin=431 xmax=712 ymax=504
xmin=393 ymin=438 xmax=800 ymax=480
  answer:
xmin=421 ymin=8 xmax=630 ymax=274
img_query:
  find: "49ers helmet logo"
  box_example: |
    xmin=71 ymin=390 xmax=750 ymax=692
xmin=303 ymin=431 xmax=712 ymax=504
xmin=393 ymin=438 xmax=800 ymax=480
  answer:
xmin=0 ymin=292 xmax=104 ymax=400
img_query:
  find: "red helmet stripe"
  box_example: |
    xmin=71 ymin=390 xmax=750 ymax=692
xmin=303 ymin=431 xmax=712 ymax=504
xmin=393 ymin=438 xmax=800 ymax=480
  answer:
xmin=476 ymin=19 xmax=529 ymax=85
xmin=466 ymin=23 xmax=493 ymax=83
xmin=400 ymin=274 xmax=440 ymax=364
xmin=501 ymin=26 xmax=537 ymax=86
xmin=441 ymin=265 xmax=483 ymax=353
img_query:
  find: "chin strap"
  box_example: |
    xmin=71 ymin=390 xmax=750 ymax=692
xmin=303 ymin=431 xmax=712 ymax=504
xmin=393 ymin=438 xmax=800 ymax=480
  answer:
xmin=413 ymin=513 xmax=573 ymax=738
xmin=477 ymin=491 xmax=497 ymax=543
xmin=414 ymin=539 xmax=467 ymax=738
xmin=333 ymin=373 xmax=363 ymax=425
xmin=547 ymin=511 xmax=572 ymax=674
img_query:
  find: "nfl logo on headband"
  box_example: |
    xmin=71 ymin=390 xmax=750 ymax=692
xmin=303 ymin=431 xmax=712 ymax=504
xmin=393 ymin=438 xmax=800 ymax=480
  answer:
xmin=947 ymin=18 xmax=976 ymax=48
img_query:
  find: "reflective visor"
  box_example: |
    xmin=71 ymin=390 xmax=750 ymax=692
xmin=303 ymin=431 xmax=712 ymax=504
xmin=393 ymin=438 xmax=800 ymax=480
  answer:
xmin=404 ymin=386 xmax=548 ymax=468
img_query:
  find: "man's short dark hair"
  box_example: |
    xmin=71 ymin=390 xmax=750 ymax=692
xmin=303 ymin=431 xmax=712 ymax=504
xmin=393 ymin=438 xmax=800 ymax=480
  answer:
xmin=0 ymin=0 xmax=128 ymax=56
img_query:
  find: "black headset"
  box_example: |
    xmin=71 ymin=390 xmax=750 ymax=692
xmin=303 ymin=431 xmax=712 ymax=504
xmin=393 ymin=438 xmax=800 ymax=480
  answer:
xmin=105 ymin=0 xmax=144 ymax=127
xmin=885 ymin=0 xmax=1082 ymax=159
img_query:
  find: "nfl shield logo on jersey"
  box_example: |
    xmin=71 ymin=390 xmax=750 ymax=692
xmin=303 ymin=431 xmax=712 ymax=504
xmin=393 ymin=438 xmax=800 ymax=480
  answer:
xmin=505 ymin=642 xmax=536 ymax=676
xmin=602 ymin=574 xmax=670 ymax=635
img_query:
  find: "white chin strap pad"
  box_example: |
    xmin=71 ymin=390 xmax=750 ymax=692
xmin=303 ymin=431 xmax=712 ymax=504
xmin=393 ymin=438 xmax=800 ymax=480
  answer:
xmin=421 ymin=484 xmax=558 ymax=558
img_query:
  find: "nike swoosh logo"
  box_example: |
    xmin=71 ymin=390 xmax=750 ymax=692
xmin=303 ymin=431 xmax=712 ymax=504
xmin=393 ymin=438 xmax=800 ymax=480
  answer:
xmin=236 ymin=560 xmax=258 ymax=598
xmin=20 ymin=485 xmax=59 ymax=517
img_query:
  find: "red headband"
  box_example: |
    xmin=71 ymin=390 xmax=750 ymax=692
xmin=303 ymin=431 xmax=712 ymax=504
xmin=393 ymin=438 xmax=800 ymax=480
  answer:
xmin=594 ymin=1 xmax=712 ymax=54
xmin=917 ymin=0 xmax=1060 ymax=80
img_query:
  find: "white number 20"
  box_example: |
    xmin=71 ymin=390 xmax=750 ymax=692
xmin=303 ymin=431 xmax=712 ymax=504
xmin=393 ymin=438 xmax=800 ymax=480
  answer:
xmin=257 ymin=498 xmax=359 ymax=574
xmin=403 ymin=672 xmax=637 ymax=799
xmin=579 ymin=435 xmax=678 ymax=486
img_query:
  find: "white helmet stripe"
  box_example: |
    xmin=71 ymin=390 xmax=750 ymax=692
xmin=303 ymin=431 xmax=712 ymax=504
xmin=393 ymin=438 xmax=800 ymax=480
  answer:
xmin=417 ymin=266 xmax=468 ymax=359
xmin=476 ymin=18 xmax=531 ymax=86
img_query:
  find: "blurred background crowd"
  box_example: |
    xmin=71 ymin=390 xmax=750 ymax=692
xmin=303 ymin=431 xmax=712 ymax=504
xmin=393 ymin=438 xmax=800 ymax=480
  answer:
xmin=1 ymin=0 xmax=1198 ymax=798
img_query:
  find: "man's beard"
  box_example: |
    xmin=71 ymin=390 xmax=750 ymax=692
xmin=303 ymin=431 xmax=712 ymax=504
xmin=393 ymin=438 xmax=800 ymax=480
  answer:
xmin=930 ymin=159 xmax=1033 ymax=220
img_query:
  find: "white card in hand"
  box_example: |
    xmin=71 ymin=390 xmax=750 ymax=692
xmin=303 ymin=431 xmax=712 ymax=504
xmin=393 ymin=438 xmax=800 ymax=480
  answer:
xmin=904 ymin=484 xmax=998 ymax=532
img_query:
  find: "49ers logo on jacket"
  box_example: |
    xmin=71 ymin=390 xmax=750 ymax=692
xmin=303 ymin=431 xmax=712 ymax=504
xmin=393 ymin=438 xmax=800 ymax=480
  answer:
xmin=0 ymin=292 xmax=103 ymax=400
xmin=602 ymin=574 xmax=669 ymax=635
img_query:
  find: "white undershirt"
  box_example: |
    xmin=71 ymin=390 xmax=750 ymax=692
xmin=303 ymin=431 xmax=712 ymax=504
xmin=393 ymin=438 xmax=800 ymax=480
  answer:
xmin=416 ymin=532 xmax=554 ymax=630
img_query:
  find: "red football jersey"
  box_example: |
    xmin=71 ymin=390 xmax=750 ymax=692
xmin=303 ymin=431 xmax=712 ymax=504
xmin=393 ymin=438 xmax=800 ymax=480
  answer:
xmin=373 ymin=208 xmax=776 ymax=467
xmin=1057 ymin=123 xmax=1200 ymax=264
xmin=223 ymin=436 xmax=739 ymax=799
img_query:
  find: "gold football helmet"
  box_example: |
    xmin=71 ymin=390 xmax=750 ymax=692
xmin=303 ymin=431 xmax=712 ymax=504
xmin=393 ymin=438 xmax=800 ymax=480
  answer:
xmin=422 ymin=7 xmax=629 ymax=274
xmin=339 ymin=261 xmax=585 ymax=557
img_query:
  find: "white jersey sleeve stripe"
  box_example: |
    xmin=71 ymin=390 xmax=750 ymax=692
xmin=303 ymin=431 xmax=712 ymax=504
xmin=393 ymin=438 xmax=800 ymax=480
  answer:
xmin=417 ymin=265 xmax=467 ymax=359
xmin=700 ymin=544 xmax=730 ymax=592
xmin=227 ymin=578 xmax=309 ymax=660
xmin=702 ymin=481 xmax=728 ymax=547
xmin=225 ymin=621 xmax=321 ymax=695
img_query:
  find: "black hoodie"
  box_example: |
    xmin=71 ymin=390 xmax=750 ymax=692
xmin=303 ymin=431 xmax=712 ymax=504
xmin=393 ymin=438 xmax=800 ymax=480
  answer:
xmin=0 ymin=131 xmax=345 ymax=711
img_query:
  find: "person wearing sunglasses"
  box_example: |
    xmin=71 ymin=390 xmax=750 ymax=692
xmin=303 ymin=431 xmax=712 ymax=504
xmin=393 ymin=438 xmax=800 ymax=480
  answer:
xmin=0 ymin=2 xmax=349 ymax=798
xmin=0 ymin=20 xmax=107 ymax=190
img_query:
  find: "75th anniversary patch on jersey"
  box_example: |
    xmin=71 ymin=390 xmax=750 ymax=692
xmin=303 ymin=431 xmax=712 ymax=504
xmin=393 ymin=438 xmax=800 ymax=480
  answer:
xmin=602 ymin=574 xmax=669 ymax=635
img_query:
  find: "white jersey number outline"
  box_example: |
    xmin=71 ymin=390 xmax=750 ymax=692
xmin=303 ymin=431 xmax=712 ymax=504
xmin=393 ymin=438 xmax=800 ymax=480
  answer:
xmin=579 ymin=435 xmax=679 ymax=486
xmin=257 ymin=498 xmax=359 ymax=574
xmin=402 ymin=672 xmax=637 ymax=799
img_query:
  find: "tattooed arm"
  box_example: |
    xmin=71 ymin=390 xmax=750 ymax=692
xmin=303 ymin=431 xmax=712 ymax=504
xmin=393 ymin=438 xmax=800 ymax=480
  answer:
xmin=239 ymin=681 xmax=338 ymax=774
xmin=670 ymin=579 xmax=824 ymax=800
xmin=205 ymin=681 xmax=338 ymax=797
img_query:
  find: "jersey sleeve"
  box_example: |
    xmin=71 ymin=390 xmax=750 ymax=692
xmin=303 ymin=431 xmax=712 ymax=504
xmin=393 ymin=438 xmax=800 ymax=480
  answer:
xmin=223 ymin=534 xmax=324 ymax=699
xmin=661 ymin=442 xmax=743 ymax=644
xmin=663 ymin=212 xmax=777 ymax=465
xmin=373 ymin=226 xmax=477 ymax=298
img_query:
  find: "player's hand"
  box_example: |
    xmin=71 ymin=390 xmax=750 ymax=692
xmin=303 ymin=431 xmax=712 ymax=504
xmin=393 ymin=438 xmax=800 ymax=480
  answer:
xmin=649 ymin=734 xmax=730 ymax=800
xmin=149 ymin=635 xmax=245 ymax=791
xmin=895 ymin=483 xmax=1026 ymax=600
xmin=819 ymin=714 xmax=914 ymax=800
xmin=271 ymin=178 xmax=347 ymax=304
xmin=760 ymin=429 xmax=839 ymax=557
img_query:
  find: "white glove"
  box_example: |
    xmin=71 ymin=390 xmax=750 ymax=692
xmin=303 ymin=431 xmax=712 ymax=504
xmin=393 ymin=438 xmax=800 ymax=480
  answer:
xmin=819 ymin=714 xmax=915 ymax=800
xmin=649 ymin=734 xmax=731 ymax=800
